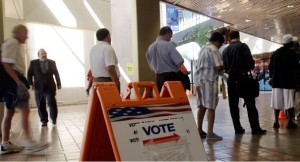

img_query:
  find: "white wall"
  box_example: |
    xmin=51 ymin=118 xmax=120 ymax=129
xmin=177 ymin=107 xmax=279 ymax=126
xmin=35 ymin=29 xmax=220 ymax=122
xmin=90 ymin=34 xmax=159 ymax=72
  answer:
xmin=23 ymin=0 xmax=111 ymax=31
xmin=2 ymin=0 xmax=113 ymax=107
xmin=111 ymin=0 xmax=136 ymax=95
xmin=25 ymin=23 xmax=95 ymax=106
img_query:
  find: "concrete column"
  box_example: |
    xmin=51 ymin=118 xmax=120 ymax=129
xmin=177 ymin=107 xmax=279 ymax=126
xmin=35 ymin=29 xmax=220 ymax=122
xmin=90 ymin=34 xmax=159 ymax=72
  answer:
xmin=0 ymin=0 xmax=4 ymax=136
xmin=135 ymin=0 xmax=160 ymax=82
xmin=0 ymin=0 xmax=3 ymax=42
xmin=111 ymin=0 xmax=160 ymax=90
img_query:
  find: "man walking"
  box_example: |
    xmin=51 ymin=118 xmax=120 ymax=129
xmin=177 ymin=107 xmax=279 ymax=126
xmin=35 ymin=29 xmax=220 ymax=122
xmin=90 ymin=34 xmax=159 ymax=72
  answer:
xmin=27 ymin=48 xmax=61 ymax=127
xmin=222 ymin=30 xmax=266 ymax=135
xmin=0 ymin=24 xmax=48 ymax=154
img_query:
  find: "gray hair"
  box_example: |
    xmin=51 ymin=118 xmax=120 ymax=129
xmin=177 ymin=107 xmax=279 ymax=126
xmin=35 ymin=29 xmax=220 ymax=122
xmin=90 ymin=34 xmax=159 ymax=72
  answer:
xmin=12 ymin=24 xmax=27 ymax=35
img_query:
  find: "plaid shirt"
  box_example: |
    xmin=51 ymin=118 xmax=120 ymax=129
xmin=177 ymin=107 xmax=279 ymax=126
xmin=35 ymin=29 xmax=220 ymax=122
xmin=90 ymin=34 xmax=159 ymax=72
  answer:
xmin=194 ymin=42 xmax=223 ymax=85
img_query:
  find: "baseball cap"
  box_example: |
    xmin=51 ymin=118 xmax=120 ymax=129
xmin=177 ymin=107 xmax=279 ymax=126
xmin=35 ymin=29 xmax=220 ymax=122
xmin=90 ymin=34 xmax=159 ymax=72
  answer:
xmin=282 ymin=34 xmax=293 ymax=44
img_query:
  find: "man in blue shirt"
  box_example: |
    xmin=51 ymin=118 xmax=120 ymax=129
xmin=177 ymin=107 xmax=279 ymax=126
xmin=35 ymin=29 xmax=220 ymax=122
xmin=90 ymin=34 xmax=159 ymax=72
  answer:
xmin=146 ymin=26 xmax=188 ymax=92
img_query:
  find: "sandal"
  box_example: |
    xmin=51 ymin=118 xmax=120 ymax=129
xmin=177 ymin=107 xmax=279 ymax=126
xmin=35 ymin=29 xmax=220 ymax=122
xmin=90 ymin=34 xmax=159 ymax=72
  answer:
xmin=207 ymin=134 xmax=223 ymax=140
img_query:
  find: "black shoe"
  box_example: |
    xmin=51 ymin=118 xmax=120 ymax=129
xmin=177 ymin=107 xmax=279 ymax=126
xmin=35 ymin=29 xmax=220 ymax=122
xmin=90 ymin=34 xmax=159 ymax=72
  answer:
xmin=286 ymin=122 xmax=297 ymax=129
xmin=235 ymin=128 xmax=245 ymax=134
xmin=41 ymin=123 xmax=47 ymax=127
xmin=273 ymin=122 xmax=280 ymax=128
xmin=252 ymin=129 xmax=267 ymax=135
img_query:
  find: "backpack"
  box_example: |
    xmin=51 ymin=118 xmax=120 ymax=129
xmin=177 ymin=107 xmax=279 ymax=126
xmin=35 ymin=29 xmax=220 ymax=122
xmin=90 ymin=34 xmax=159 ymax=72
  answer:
xmin=0 ymin=42 xmax=11 ymax=91
xmin=0 ymin=43 xmax=7 ymax=79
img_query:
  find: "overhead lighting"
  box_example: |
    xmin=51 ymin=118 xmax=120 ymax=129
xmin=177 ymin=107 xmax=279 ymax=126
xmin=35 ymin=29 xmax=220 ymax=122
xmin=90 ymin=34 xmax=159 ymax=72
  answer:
xmin=264 ymin=24 xmax=269 ymax=30
xmin=224 ymin=23 xmax=230 ymax=27
xmin=245 ymin=19 xmax=251 ymax=22
xmin=245 ymin=15 xmax=251 ymax=22
xmin=287 ymin=5 xmax=294 ymax=8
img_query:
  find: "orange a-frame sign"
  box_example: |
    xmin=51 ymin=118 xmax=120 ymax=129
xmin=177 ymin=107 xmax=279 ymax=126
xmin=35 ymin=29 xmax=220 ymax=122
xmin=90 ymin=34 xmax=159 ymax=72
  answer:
xmin=80 ymin=81 xmax=207 ymax=161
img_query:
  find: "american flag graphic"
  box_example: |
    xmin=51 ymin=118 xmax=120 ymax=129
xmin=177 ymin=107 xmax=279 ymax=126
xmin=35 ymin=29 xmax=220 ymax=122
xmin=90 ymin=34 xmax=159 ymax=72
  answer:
xmin=108 ymin=105 xmax=191 ymax=122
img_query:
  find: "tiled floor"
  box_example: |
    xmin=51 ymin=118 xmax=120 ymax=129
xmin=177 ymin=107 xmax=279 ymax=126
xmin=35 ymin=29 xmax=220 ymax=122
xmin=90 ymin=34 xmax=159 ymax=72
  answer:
xmin=1 ymin=92 xmax=300 ymax=161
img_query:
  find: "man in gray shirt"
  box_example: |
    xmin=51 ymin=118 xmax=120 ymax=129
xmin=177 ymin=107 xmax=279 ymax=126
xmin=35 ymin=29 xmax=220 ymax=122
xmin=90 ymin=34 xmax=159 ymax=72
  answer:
xmin=146 ymin=26 xmax=188 ymax=92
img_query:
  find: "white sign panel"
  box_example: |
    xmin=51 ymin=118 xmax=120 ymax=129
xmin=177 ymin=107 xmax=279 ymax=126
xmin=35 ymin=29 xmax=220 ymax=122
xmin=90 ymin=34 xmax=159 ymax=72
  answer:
xmin=108 ymin=105 xmax=207 ymax=161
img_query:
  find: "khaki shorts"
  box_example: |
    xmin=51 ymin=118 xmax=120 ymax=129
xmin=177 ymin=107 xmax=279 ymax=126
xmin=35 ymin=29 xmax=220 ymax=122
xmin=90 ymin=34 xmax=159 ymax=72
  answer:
xmin=16 ymin=98 xmax=29 ymax=108
xmin=5 ymin=93 xmax=29 ymax=109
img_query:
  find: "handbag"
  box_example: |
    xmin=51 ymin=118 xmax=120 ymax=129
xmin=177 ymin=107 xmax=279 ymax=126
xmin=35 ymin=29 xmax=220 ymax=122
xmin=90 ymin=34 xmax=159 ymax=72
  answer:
xmin=221 ymin=78 xmax=227 ymax=99
xmin=236 ymin=72 xmax=259 ymax=98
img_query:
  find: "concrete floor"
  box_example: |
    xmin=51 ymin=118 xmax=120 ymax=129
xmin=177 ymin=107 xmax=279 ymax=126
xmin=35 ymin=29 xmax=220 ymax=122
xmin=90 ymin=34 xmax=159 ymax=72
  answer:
xmin=1 ymin=92 xmax=300 ymax=161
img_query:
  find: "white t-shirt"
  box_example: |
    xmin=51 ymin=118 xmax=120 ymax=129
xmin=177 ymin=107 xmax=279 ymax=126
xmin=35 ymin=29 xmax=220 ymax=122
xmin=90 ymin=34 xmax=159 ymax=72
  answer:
xmin=90 ymin=41 xmax=120 ymax=78
xmin=1 ymin=37 xmax=26 ymax=74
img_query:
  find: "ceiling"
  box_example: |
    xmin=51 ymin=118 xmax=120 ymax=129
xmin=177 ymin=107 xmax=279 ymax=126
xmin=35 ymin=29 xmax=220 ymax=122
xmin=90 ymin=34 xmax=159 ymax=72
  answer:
xmin=161 ymin=0 xmax=300 ymax=44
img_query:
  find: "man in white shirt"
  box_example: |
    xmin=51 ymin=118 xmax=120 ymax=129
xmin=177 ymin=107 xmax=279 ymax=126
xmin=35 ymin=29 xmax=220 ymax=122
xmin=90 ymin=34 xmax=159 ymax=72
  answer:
xmin=0 ymin=24 xmax=48 ymax=154
xmin=89 ymin=28 xmax=120 ymax=92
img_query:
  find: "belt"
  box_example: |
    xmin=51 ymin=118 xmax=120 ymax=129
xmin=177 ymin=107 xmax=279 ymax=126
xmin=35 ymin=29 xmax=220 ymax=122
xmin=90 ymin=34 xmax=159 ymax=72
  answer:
xmin=157 ymin=71 xmax=178 ymax=76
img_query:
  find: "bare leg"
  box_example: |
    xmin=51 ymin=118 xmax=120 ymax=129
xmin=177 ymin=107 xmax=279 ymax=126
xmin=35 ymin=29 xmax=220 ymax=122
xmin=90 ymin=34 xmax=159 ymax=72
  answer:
xmin=197 ymin=105 xmax=207 ymax=134
xmin=19 ymin=107 xmax=31 ymax=141
xmin=207 ymin=109 xmax=215 ymax=136
xmin=19 ymin=107 xmax=49 ymax=153
xmin=1 ymin=108 xmax=15 ymax=143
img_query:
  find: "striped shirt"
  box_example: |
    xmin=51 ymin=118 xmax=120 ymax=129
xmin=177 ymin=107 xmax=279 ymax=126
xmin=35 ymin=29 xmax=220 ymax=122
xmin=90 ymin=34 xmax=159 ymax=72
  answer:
xmin=194 ymin=42 xmax=223 ymax=84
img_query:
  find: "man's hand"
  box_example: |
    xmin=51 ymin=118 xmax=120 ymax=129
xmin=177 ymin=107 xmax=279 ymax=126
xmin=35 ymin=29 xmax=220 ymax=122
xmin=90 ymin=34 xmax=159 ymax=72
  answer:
xmin=86 ymin=87 xmax=90 ymax=95
xmin=57 ymin=85 xmax=62 ymax=89
xmin=179 ymin=64 xmax=189 ymax=75
xmin=269 ymin=78 xmax=273 ymax=87
xmin=214 ymin=65 xmax=225 ymax=72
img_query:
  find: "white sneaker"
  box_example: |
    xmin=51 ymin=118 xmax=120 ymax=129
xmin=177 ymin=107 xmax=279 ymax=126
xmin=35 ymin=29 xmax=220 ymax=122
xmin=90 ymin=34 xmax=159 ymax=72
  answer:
xmin=0 ymin=141 xmax=25 ymax=154
xmin=24 ymin=141 xmax=49 ymax=153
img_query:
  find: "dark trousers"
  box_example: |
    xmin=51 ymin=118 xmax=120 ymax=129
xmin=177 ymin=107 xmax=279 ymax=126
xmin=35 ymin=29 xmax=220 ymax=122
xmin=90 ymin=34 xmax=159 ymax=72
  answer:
xmin=35 ymin=91 xmax=57 ymax=124
xmin=93 ymin=77 xmax=120 ymax=92
xmin=227 ymin=77 xmax=261 ymax=132
xmin=156 ymin=72 xmax=180 ymax=92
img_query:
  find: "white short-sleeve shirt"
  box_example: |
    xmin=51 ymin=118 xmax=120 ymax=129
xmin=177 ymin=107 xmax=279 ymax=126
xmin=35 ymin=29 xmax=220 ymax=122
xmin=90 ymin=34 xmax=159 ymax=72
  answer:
xmin=90 ymin=41 xmax=120 ymax=78
xmin=1 ymin=37 xmax=26 ymax=74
